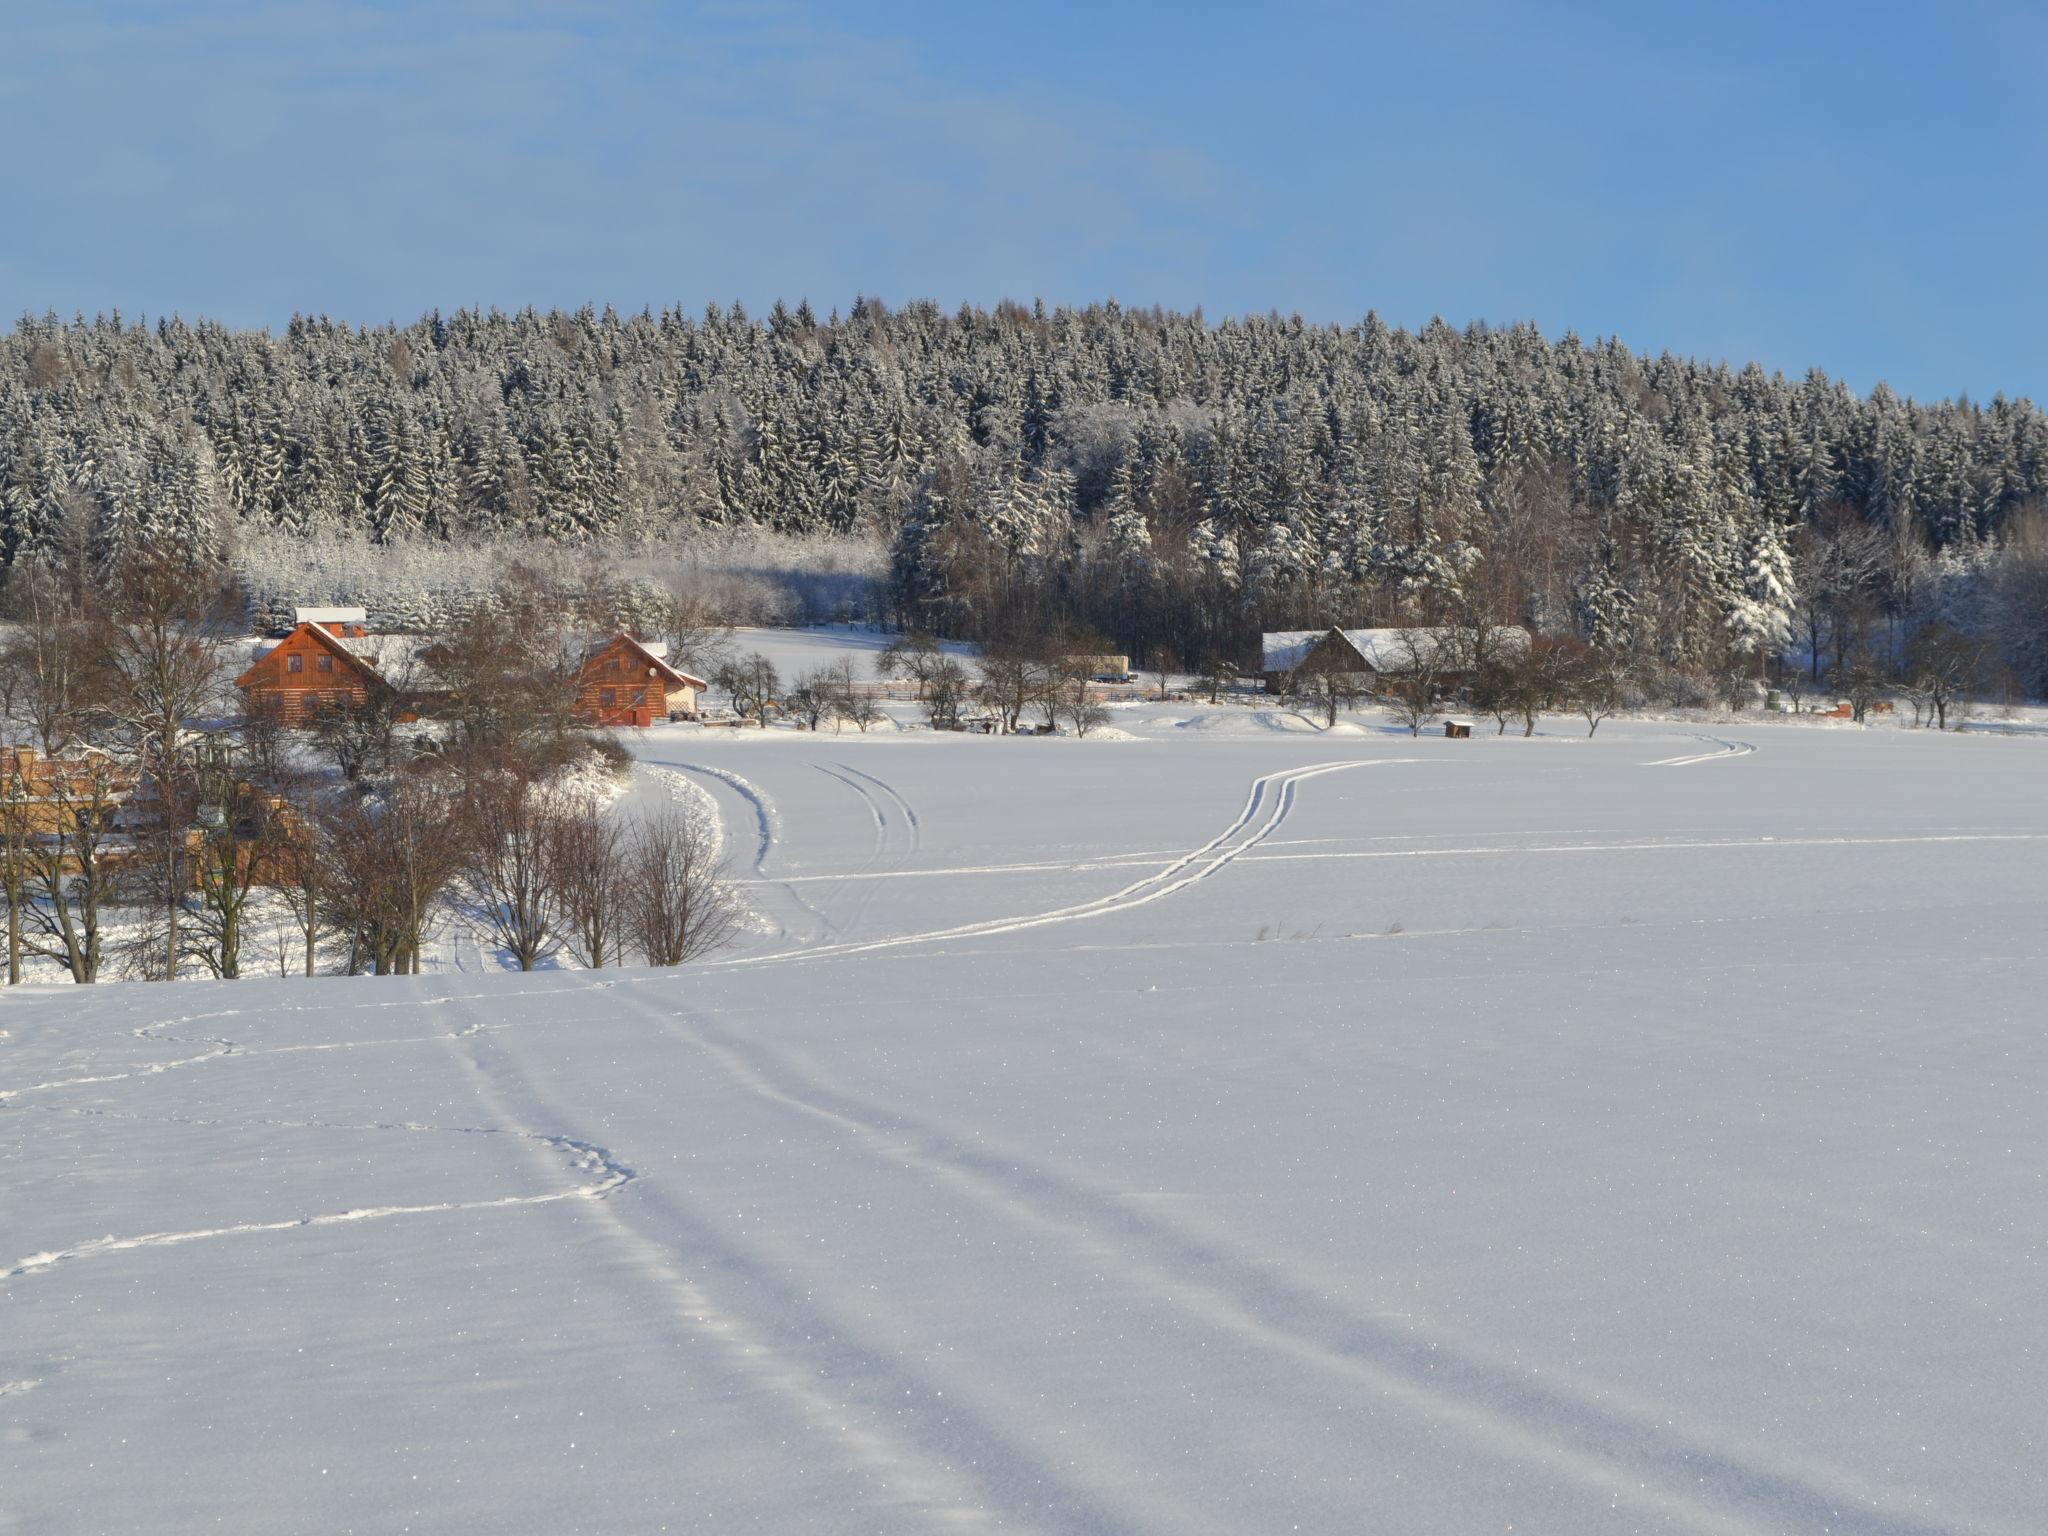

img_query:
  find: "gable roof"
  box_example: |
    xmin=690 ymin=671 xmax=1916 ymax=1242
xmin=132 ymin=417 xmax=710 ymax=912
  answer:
xmin=234 ymin=622 xmax=388 ymax=689
xmin=1261 ymin=628 xmax=1356 ymax=673
xmin=591 ymin=634 xmax=708 ymax=691
xmin=1261 ymin=626 xmax=1532 ymax=673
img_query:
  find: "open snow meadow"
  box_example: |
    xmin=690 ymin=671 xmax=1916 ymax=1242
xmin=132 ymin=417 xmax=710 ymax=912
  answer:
xmin=4 ymin=652 xmax=2045 ymax=1534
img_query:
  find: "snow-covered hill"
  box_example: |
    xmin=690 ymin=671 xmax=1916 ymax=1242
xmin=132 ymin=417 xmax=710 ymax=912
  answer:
xmin=4 ymin=718 xmax=2045 ymax=1532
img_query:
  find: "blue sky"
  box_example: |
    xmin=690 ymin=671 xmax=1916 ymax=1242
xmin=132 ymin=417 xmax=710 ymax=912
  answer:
xmin=3 ymin=0 xmax=2042 ymax=402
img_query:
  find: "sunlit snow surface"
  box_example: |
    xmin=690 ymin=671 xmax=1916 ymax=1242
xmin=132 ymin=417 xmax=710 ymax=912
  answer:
xmin=4 ymin=705 xmax=2046 ymax=1534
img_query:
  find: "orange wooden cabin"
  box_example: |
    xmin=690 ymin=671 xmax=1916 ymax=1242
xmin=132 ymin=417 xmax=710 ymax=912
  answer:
xmin=575 ymin=636 xmax=706 ymax=727
xmin=1 ymin=745 xmax=143 ymax=838
xmin=234 ymin=622 xmax=385 ymax=725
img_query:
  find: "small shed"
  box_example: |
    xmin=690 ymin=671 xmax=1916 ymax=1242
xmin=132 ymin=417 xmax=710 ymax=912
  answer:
xmin=1443 ymin=719 xmax=1473 ymax=739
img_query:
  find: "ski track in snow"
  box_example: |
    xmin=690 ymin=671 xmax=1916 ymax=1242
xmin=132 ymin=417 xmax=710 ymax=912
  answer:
xmin=656 ymin=759 xmax=778 ymax=870
xmin=6 ymin=732 xmax=2043 ymax=1532
xmin=651 ymin=757 xmax=836 ymax=942
xmin=699 ymin=756 xmax=1423 ymax=969
xmin=813 ymin=762 xmax=888 ymax=844
xmin=0 ymin=757 xmax=1402 ymax=1291
xmin=834 ymin=762 xmax=923 ymax=851
xmin=639 ymin=998 xmax=1999 ymax=1536
xmin=1646 ymin=735 xmax=1757 ymax=766
xmin=808 ymin=764 xmax=900 ymax=937
xmin=649 ymin=766 xmax=727 ymax=867
xmin=438 ymin=993 xmax=1025 ymax=1533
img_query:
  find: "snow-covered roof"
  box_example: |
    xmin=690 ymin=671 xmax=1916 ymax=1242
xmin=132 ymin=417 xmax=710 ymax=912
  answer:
xmin=1261 ymin=630 xmax=1336 ymax=673
xmin=639 ymin=638 xmax=669 ymax=660
xmin=294 ymin=605 xmax=368 ymax=626
xmin=337 ymin=633 xmax=434 ymax=673
xmin=1262 ymin=626 xmax=1532 ymax=673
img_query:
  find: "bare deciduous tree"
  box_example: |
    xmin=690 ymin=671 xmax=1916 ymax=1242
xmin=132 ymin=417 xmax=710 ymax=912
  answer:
xmin=1149 ymin=645 xmax=1178 ymax=701
xmin=626 ymin=807 xmax=741 ymax=966
xmin=553 ymin=794 xmax=630 ymax=969
xmin=1560 ymin=640 xmax=1634 ymax=737
xmin=182 ymin=746 xmax=296 ymax=980
xmin=783 ymin=669 xmax=838 ymax=731
xmin=1380 ymin=629 xmax=1450 ymax=736
xmin=1294 ymin=667 xmax=1366 ymax=729
xmin=974 ymin=640 xmax=1045 ymax=734
xmin=921 ymin=657 xmax=969 ymax=729
xmin=1058 ymin=681 xmax=1113 ymax=738
xmin=1906 ymin=622 xmax=1988 ymax=730
xmin=92 ymin=555 xmax=240 ymax=979
xmin=323 ymin=778 xmax=462 ymax=975
xmin=715 ymin=653 xmax=780 ymax=724
xmin=2 ymin=575 xmax=124 ymax=982
xmin=1830 ymin=643 xmax=1892 ymax=723
xmin=457 ymin=766 xmax=564 ymax=971
xmin=876 ymin=632 xmax=943 ymax=696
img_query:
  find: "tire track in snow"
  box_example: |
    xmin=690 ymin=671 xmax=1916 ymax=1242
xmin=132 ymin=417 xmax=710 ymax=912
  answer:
xmin=655 ymin=1009 xmax=2002 ymax=1536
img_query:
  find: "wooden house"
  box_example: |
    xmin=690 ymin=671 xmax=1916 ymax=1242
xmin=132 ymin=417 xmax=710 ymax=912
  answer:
xmin=234 ymin=622 xmax=386 ymax=724
xmin=1 ymin=745 xmax=142 ymax=838
xmin=574 ymin=635 xmax=707 ymax=727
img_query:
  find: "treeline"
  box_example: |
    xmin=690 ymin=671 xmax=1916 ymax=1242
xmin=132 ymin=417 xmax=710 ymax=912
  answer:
xmin=3 ymin=300 xmax=2046 ymax=691
xmin=0 ymin=556 xmax=740 ymax=985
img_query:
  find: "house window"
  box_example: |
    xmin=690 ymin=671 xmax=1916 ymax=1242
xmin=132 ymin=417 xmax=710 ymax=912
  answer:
xmin=316 ymin=653 xmax=333 ymax=672
xmin=631 ymin=687 xmax=647 ymax=707
xmin=600 ymin=688 xmax=617 ymax=707
xmin=286 ymin=654 xmax=303 ymax=673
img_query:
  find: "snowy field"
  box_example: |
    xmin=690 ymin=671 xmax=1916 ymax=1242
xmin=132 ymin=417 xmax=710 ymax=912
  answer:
xmin=5 ymin=676 xmax=2047 ymax=1532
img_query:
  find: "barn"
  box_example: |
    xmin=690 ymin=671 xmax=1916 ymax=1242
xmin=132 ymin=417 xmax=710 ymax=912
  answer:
xmin=1261 ymin=626 xmax=1531 ymax=693
xmin=574 ymin=635 xmax=707 ymax=727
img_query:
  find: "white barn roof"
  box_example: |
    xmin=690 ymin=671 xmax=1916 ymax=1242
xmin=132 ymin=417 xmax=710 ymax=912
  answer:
xmin=294 ymin=605 xmax=368 ymax=626
xmin=1262 ymin=626 xmax=1531 ymax=673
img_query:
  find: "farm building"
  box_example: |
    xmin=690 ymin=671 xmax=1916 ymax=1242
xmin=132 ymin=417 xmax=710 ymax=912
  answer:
xmin=0 ymin=745 xmax=143 ymax=839
xmin=1067 ymin=653 xmax=1134 ymax=682
xmin=234 ymin=621 xmax=390 ymax=724
xmin=1260 ymin=626 xmax=1531 ymax=693
xmin=574 ymin=635 xmax=707 ymax=727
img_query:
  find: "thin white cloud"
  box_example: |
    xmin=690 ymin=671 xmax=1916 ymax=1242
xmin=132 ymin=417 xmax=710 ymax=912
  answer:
xmin=0 ymin=0 xmax=1243 ymax=324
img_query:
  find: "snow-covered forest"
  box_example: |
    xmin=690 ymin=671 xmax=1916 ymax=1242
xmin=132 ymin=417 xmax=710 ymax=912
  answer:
xmin=3 ymin=301 xmax=2045 ymax=689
